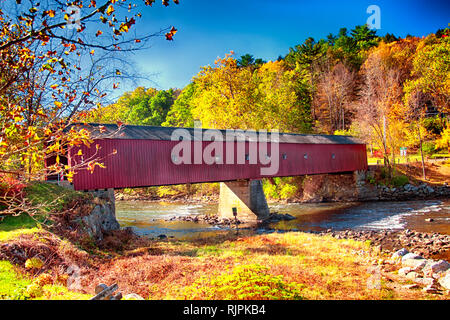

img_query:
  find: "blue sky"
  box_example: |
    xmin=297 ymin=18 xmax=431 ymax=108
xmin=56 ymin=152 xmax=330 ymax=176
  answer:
xmin=124 ymin=0 xmax=450 ymax=91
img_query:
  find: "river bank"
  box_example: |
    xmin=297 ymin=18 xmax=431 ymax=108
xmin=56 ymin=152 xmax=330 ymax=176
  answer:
xmin=114 ymin=167 xmax=450 ymax=205
xmin=116 ymin=197 xmax=450 ymax=263
xmin=1 ymin=182 xmax=450 ymax=300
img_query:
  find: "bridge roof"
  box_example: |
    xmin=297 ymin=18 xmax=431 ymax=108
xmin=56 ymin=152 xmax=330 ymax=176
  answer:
xmin=71 ymin=123 xmax=364 ymax=145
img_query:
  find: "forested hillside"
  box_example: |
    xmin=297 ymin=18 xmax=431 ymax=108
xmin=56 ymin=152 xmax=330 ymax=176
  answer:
xmin=88 ymin=24 xmax=450 ymax=165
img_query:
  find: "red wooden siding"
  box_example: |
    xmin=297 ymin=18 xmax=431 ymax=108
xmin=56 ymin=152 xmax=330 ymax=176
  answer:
xmin=69 ymin=139 xmax=367 ymax=191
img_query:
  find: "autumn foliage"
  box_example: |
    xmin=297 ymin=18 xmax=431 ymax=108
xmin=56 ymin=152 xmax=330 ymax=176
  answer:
xmin=0 ymin=1 xmax=179 ymax=213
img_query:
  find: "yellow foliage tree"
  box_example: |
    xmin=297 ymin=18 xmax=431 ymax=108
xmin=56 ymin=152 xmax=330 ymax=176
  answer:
xmin=191 ymin=53 xmax=312 ymax=132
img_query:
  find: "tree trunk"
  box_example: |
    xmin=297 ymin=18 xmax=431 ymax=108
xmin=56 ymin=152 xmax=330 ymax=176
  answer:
xmin=417 ymin=125 xmax=426 ymax=180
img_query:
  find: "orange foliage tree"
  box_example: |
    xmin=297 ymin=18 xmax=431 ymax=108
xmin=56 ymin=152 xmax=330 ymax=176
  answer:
xmin=0 ymin=0 xmax=179 ymax=215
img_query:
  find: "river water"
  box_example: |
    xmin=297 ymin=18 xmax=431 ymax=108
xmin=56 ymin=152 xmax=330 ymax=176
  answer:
xmin=116 ymin=199 xmax=450 ymax=240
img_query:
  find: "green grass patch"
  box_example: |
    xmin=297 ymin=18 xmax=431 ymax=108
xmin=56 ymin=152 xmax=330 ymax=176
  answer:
xmin=390 ymin=175 xmax=409 ymax=187
xmin=0 ymin=182 xmax=88 ymax=242
xmin=0 ymin=260 xmax=90 ymax=300
xmin=177 ymin=264 xmax=304 ymax=300
xmin=0 ymin=260 xmax=32 ymax=299
xmin=25 ymin=182 xmax=89 ymax=213
xmin=430 ymin=153 xmax=450 ymax=159
xmin=0 ymin=214 xmax=41 ymax=241
xmin=196 ymin=245 xmax=223 ymax=256
xmin=35 ymin=284 xmax=90 ymax=300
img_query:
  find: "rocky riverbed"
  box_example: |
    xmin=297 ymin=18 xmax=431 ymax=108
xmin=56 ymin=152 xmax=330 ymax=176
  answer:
xmin=164 ymin=212 xmax=296 ymax=227
xmin=383 ymin=248 xmax=450 ymax=294
xmin=317 ymin=229 xmax=450 ymax=260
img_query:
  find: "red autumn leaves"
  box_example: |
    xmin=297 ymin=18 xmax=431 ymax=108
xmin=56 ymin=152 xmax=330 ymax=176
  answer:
xmin=165 ymin=26 xmax=178 ymax=41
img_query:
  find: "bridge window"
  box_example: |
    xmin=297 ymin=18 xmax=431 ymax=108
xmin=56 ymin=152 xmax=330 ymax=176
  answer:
xmin=331 ymin=153 xmax=336 ymax=159
xmin=304 ymin=153 xmax=308 ymax=160
xmin=282 ymin=153 xmax=287 ymax=160
xmin=245 ymin=154 xmax=250 ymax=161
xmin=265 ymin=154 xmax=271 ymax=160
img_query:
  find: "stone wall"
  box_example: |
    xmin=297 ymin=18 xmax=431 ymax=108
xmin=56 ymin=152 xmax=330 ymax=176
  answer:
xmin=76 ymin=189 xmax=120 ymax=241
xmin=354 ymin=170 xmax=450 ymax=201
xmin=298 ymin=170 xmax=450 ymax=203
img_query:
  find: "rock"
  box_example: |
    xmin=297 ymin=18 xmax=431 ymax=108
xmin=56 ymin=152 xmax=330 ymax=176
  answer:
xmin=392 ymin=248 xmax=409 ymax=260
xmin=422 ymin=285 xmax=439 ymax=294
xmin=398 ymin=267 xmax=413 ymax=277
xmin=414 ymin=277 xmax=435 ymax=286
xmin=401 ymin=253 xmax=424 ymax=261
xmin=403 ymin=284 xmax=419 ymax=290
xmin=282 ymin=214 xmax=296 ymax=221
xmin=406 ymin=272 xmax=419 ymax=281
xmin=438 ymin=272 xmax=450 ymax=290
xmin=402 ymin=258 xmax=428 ymax=270
xmin=423 ymin=260 xmax=450 ymax=277
xmin=123 ymin=293 xmax=145 ymax=300
xmin=404 ymin=184 xmax=412 ymax=191
xmin=157 ymin=234 xmax=167 ymax=240
xmin=79 ymin=203 xmax=120 ymax=241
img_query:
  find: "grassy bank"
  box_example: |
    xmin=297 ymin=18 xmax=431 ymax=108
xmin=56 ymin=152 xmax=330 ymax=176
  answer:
xmin=0 ymin=182 xmax=92 ymax=300
xmin=1 ymin=182 xmax=449 ymax=300
xmin=80 ymin=232 xmax=447 ymax=300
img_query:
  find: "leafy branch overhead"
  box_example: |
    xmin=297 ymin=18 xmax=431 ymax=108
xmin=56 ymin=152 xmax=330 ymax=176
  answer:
xmin=2 ymin=0 xmax=179 ymax=51
xmin=0 ymin=0 xmax=180 ymax=215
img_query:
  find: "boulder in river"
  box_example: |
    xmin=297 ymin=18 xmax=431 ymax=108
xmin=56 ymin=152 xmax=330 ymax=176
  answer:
xmin=401 ymin=253 xmax=424 ymax=261
xmin=392 ymin=248 xmax=409 ymax=260
xmin=423 ymin=260 xmax=450 ymax=277
xmin=402 ymin=258 xmax=428 ymax=270
xmin=438 ymin=271 xmax=450 ymax=290
xmin=398 ymin=267 xmax=413 ymax=277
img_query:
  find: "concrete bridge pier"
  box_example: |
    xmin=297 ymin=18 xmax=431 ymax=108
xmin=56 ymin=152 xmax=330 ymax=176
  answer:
xmin=218 ymin=180 xmax=270 ymax=222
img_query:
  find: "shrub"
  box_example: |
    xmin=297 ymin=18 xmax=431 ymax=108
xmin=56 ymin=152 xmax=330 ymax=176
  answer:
xmin=180 ymin=264 xmax=304 ymax=300
xmin=193 ymin=183 xmax=219 ymax=196
xmin=156 ymin=186 xmax=181 ymax=198
xmin=26 ymin=283 xmax=44 ymax=298
xmin=263 ymin=178 xmax=299 ymax=200
xmin=25 ymin=257 xmax=44 ymax=270
xmin=421 ymin=141 xmax=436 ymax=156
xmin=263 ymin=181 xmax=279 ymax=199
xmin=379 ymin=166 xmax=389 ymax=179
xmin=279 ymin=184 xmax=298 ymax=199
xmin=391 ymin=175 xmax=409 ymax=187
xmin=366 ymin=176 xmax=376 ymax=185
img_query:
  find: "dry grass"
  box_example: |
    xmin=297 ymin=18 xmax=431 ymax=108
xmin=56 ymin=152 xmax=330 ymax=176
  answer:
xmin=79 ymin=232 xmax=449 ymax=300
xmin=2 ymin=212 xmax=448 ymax=300
xmin=395 ymin=161 xmax=450 ymax=185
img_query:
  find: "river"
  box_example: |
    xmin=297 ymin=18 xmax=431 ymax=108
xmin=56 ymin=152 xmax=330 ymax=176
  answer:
xmin=116 ymin=199 xmax=450 ymax=240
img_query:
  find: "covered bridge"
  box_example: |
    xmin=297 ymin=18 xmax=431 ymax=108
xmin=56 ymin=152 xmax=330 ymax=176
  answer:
xmin=54 ymin=124 xmax=367 ymax=191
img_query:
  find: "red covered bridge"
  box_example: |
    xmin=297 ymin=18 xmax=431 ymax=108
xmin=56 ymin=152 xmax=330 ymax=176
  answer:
xmin=57 ymin=124 xmax=367 ymax=191
xmin=47 ymin=124 xmax=368 ymax=221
